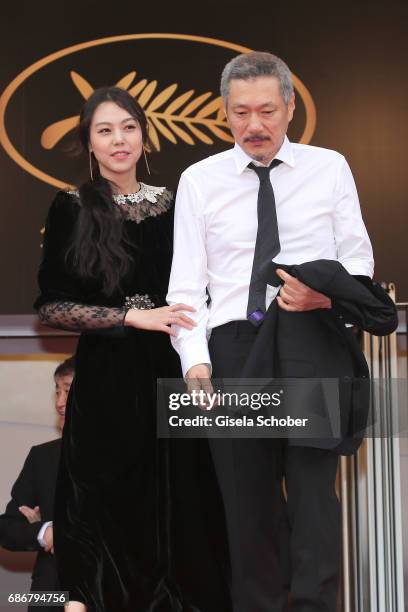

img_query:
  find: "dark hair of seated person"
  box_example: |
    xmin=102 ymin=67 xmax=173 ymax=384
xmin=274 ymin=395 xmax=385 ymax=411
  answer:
xmin=54 ymin=356 xmax=75 ymax=378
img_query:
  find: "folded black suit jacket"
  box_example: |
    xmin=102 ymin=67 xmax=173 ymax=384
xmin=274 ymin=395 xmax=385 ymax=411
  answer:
xmin=241 ymin=260 xmax=398 ymax=455
xmin=0 ymin=438 xmax=61 ymax=607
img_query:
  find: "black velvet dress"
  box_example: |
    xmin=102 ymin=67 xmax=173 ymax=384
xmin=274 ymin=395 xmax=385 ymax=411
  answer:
xmin=34 ymin=185 xmax=230 ymax=612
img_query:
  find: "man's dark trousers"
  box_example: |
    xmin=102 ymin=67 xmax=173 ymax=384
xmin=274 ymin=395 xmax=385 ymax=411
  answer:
xmin=208 ymin=321 xmax=340 ymax=612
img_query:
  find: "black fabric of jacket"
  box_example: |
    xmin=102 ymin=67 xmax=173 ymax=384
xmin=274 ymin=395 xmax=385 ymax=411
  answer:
xmin=241 ymin=260 xmax=398 ymax=455
xmin=0 ymin=439 xmax=61 ymax=610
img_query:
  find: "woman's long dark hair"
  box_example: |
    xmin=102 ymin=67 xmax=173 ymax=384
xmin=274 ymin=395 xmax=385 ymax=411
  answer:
xmin=68 ymin=87 xmax=149 ymax=297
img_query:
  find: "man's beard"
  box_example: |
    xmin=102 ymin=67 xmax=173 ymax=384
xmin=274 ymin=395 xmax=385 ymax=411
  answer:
xmin=252 ymin=153 xmax=269 ymax=162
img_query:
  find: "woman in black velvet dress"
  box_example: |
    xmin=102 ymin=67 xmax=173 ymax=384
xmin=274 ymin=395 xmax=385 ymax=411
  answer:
xmin=34 ymin=87 xmax=230 ymax=612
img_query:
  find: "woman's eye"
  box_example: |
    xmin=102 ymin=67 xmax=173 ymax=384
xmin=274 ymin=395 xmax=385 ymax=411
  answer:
xmin=125 ymin=124 xmax=136 ymax=130
xmin=98 ymin=128 xmax=110 ymax=134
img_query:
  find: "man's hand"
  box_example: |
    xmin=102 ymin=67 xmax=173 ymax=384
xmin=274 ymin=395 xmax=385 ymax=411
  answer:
xmin=186 ymin=364 xmax=214 ymax=408
xmin=276 ymin=269 xmax=332 ymax=312
xmin=43 ymin=525 xmax=54 ymax=554
xmin=18 ymin=505 xmax=41 ymax=524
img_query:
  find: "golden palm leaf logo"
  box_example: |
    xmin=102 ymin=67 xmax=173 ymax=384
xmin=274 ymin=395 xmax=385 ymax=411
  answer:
xmin=41 ymin=70 xmax=234 ymax=152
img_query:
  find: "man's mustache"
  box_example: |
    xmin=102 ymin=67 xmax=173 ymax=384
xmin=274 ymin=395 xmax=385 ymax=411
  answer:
xmin=244 ymin=135 xmax=271 ymax=142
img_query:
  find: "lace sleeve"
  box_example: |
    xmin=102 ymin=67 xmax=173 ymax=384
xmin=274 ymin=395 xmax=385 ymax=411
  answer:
xmin=38 ymin=301 xmax=127 ymax=332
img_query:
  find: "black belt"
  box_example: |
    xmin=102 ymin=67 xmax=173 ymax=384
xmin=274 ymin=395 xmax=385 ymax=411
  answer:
xmin=211 ymin=320 xmax=259 ymax=337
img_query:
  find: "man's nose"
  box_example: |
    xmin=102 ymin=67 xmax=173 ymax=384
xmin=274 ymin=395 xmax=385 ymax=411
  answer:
xmin=56 ymin=392 xmax=66 ymax=408
xmin=247 ymin=113 xmax=263 ymax=132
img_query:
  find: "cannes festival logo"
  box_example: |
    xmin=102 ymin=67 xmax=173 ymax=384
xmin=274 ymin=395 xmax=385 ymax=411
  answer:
xmin=0 ymin=34 xmax=316 ymax=189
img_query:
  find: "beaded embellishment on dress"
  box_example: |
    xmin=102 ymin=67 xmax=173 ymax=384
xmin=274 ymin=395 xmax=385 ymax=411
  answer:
xmin=124 ymin=294 xmax=155 ymax=310
xmin=67 ymin=183 xmax=173 ymax=223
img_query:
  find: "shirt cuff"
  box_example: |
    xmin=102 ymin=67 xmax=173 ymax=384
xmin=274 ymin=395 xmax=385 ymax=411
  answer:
xmin=180 ymin=344 xmax=212 ymax=379
xmin=37 ymin=521 xmax=52 ymax=547
xmin=339 ymin=259 xmax=374 ymax=278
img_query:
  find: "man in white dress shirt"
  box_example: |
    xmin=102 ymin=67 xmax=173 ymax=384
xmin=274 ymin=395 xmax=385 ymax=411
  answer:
xmin=167 ymin=52 xmax=373 ymax=612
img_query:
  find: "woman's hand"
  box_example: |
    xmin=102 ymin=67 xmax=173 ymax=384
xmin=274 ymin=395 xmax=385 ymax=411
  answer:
xmin=124 ymin=303 xmax=196 ymax=336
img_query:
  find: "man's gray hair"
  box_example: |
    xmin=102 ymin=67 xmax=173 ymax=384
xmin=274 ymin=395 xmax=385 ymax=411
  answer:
xmin=220 ymin=51 xmax=294 ymax=105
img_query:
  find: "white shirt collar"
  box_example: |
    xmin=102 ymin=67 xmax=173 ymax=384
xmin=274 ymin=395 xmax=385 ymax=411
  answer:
xmin=232 ymin=135 xmax=296 ymax=174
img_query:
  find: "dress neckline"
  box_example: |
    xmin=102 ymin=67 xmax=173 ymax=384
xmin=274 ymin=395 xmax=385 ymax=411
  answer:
xmin=112 ymin=182 xmax=166 ymax=205
xmin=67 ymin=183 xmax=172 ymax=223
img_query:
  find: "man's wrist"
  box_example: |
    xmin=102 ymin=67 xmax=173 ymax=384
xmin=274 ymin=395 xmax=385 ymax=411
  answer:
xmin=180 ymin=346 xmax=212 ymax=379
xmin=186 ymin=363 xmax=211 ymax=379
xmin=37 ymin=521 xmax=52 ymax=547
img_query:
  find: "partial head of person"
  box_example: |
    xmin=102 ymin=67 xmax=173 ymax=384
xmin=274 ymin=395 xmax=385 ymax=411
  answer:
xmin=221 ymin=51 xmax=295 ymax=165
xmin=79 ymin=86 xmax=150 ymax=187
xmin=54 ymin=357 xmax=75 ymax=429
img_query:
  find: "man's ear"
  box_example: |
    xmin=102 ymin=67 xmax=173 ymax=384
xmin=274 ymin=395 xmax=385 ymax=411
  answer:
xmin=287 ymin=93 xmax=295 ymax=122
xmin=223 ymin=100 xmax=229 ymax=123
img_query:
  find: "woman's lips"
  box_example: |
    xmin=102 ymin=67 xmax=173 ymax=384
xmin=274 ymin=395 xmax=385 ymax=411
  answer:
xmin=111 ymin=151 xmax=130 ymax=159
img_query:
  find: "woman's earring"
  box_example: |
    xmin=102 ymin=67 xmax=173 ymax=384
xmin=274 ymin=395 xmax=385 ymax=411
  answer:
xmin=143 ymin=146 xmax=151 ymax=176
xmin=89 ymin=150 xmax=94 ymax=181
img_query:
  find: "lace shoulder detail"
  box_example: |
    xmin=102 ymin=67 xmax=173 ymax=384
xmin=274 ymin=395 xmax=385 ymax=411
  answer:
xmin=66 ymin=184 xmax=173 ymax=223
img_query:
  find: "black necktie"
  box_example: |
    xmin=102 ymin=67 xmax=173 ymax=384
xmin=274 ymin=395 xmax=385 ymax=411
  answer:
xmin=247 ymin=158 xmax=283 ymax=326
